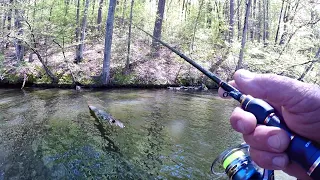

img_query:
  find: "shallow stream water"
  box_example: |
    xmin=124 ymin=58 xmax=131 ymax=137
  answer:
xmin=0 ymin=88 xmax=293 ymax=179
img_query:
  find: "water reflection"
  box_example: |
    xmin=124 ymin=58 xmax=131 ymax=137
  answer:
xmin=0 ymin=88 xmax=293 ymax=179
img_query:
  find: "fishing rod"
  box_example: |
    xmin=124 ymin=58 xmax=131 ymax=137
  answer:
xmin=138 ymin=27 xmax=320 ymax=179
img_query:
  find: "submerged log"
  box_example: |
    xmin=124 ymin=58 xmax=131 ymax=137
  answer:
xmin=88 ymin=105 xmax=125 ymax=128
xmin=167 ymin=84 xmax=208 ymax=91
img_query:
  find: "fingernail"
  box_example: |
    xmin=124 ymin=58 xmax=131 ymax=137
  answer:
xmin=239 ymin=70 xmax=254 ymax=80
xmin=268 ymin=135 xmax=281 ymax=150
xmin=272 ymin=156 xmax=285 ymax=168
xmin=237 ymin=121 xmax=245 ymax=132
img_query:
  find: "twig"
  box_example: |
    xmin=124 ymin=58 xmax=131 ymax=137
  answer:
xmin=21 ymin=73 xmax=27 ymax=89
xmin=8 ymin=35 xmax=58 ymax=82
xmin=52 ymin=39 xmax=77 ymax=84
xmin=277 ymin=18 xmax=320 ymax=60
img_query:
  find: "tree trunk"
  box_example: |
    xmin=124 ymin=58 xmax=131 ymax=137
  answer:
xmin=6 ymin=0 xmax=13 ymax=48
xmin=75 ymin=0 xmax=81 ymax=41
xmin=279 ymin=2 xmax=289 ymax=45
xmin=237 ymin=0 xmax=251 ymax=70
xmin=1 ymin=12 xmax=6 ymax=32
xmin=151 ymin=0 xmax=166 ymax=57
xmin=125 ymin=0 xmax=134 ymax=73
xmin=101 ymin=0 xmax=117 ymax=85
xmin=224 ymin=0 xmax=229 ymax=40
xmin=298 ymin=48 xmax=320 ymax=81
xmin=237 ymin=0 xmax=241 ymax=40
xmin=206 ymin=1 xmax=213 ymax=28
xmin=263 ymin=0 xmax=267 ymax=45
xmin=64 ymin=0 xmax=70 ymax=15
xmin=0 ymin=6 xmax=6 ymax=52
xmin=274 ymin=0 xmax=285 ymax=44
xmin=14 ymin=8 xmax=24 ymax=61
xmin=250 ymin=0 xmax=256 ymax=41
xmin=75 ymin=0 xmax=90 ymax=63
xmin=257 ymin=0 xmax=261 ymax=42
xmin=121 ymin=0 xmax=127 ymax=27
xmin=97 ymin=0 xmax=104 ymax=31
xmin=229 ymin=0 xmax=234 ymax=43
xmin=181 ymin=0 xmax=185 ymax=22
xmin=190 ymin=0 xmax=204 ymax=52
xmin=91 ymin=0 xmax=96 ymax=17
xmin=265 ymin=0 xmax=269 ymax=42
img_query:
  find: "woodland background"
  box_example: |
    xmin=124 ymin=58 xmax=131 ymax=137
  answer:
xmin=0 ymin=0 xmax=319 ymax=87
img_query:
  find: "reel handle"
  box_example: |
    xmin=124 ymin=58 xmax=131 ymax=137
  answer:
xmin=241 ymin=95 xmax=320 ymax=179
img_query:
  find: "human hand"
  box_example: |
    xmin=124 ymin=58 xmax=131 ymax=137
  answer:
xmin=218 ymin=69 xmax=320 ymax=180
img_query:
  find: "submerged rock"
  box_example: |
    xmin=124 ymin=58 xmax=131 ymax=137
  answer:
xmin=88 ymin=105 xmax=125 ymax=128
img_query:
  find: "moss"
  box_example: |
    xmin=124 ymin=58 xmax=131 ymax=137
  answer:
xmin=26 ymin=73 xmax=37 ymax=83
xmin=58 ymin=73 xmax=74 ymax=84
xmin=35 ymin=74 xmax=52 ymax=84
xmin=79 ymin=77 xmax=98 ymax=85
xmin=112 ymin=71 xmax=135 ymax=85
xmin=6 ymin=73 xmax=21 ymax=83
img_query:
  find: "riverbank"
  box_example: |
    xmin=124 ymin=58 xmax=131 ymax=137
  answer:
xmin=0 ymin=36 xmax=222 ymax=89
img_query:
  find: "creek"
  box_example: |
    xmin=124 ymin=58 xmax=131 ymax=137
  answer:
xmin=0 ymin=88 xmax=292 ymax=179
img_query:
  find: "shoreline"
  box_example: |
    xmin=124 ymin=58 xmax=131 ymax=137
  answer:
xmin=0 ymin=81 xmax=218 ymax=90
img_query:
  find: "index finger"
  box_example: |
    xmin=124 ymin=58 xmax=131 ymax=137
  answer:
xmin=218 ymin=80 xmax=236 ymax=99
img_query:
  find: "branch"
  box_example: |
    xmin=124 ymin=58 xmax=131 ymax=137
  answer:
xmin=278 ymin=47 xmax=320 ymax=76
xmin=277 ymin=18 xmax=320 ymax=59
xmin=22 ymin=18 xmax=37 ymax=48
xmin=8 ymin=35 xmax=58 ymax=83
xmin=52 ymin=39 xmax=77 ymax=84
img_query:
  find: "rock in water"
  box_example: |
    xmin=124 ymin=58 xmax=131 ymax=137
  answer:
xmin=76 ymin=86 xmax=82 ymax=91
xmin=88 ymin=105 xmax=125 ymax=128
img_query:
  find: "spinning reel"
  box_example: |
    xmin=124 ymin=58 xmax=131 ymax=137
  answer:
xmin=211 ymin=143 xmax=274 ymax=180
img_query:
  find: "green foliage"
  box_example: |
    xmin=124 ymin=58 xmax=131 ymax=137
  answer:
xmin=112 ymin=71 xmax=135 ymax=85
xmin=58 ymin=73 xmax=74 ymax=84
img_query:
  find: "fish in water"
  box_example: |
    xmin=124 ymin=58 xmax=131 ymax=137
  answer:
xmin=88 ymin=105 xmax=125 ymax=128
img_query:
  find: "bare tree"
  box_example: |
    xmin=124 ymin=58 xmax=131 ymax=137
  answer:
xmin=298 ymin=48 xmax=320 ymax=81
xmin=5 ymin=0 xmax=13 ymax=48
xmin=75 ymin=0 xmax=81 ymax=42
xmin=190 ymin=0 xmax=204 ymax=52
xmin=121 ymin=0 xmax=127 ymax=28
xmin=274 ymin=0 xmax=285 ymax=44
xmin=263 ymin=0 xmax=269 ymax=45
xmin=91 ymin=0 xmax=96 ymax=17
xmin=97 ymin=0 xmax=104 ymax=31
xmin=250 ymin=0 xmax=256 ymax=41
xmin=125 ymin=0 xmax=134 ymax=73
xmin=151 ymin=0 xmax=166 ymax=57
xmin=14 ymin=6 xmax=24 ymax=61
xmin=237 ymin=0 xmax=252 ymax=70
xmin=75 ymin=0 xmax=90 ymax=63
xmin=229 ymin=0 xmax=235 ymax=43
xmin=237 ymin=0 xmax=241 ymax=40
xmin=101 ymin=0 xmax=117 ymax=84
xmin=257 ymin=0 xmax=261 ymax=42
xmin=21 ymin=19 xmax=58 ymax=82
xmin=279 ymin=1 xmax=289 ymax=45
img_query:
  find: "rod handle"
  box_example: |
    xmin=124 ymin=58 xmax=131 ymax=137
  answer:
xmin=241 ymin=95 xmax=320 ymax=179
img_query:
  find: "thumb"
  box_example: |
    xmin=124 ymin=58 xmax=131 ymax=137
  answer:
xmin=233 ymin=69 xmax=316 ymax=109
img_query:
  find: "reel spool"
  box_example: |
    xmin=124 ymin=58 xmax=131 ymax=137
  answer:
xmin=211 ymin=143 xmax=274 ymax=180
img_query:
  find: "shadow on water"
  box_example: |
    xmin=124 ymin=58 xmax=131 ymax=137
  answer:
xmin=91 ymin=112 xmax=121 ymax=154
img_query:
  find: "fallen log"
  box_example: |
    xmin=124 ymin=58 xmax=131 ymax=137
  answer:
xmin=167 ymin=84 xmax=208 ymax=91
xmin=88 ymin=105 xmax=125 ymax=128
